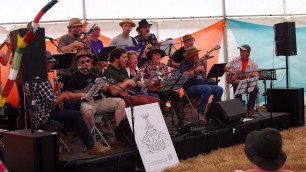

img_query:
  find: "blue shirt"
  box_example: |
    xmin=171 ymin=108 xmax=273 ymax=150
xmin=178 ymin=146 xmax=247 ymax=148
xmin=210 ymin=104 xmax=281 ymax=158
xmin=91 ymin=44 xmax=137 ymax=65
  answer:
xmin=180 ymin=59 xmax=205 ymax=91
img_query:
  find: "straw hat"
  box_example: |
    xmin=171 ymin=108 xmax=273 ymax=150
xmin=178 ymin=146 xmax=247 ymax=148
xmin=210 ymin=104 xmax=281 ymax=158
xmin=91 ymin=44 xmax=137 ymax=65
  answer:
xmin=183 ymin=46 xmax=201 ymax=58
xmin=75 ymin=50 xmax=92 ymax=61
xmin=182 ymin=34 xmax=195 ymax=42
xmin=244 ymin=128 xmax=287 ymax=171
xmin=119 ymin=18 xmax=136 ymax=27
xmin=146 ymin=45 xmax=165 ymax=59
xmin=67 ymin=18 xmax=84 ymax=28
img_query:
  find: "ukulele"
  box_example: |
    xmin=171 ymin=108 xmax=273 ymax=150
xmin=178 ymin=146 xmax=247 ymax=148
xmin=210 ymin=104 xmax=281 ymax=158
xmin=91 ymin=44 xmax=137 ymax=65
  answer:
xmin=119 ymin=68 xmax=145 ymax=97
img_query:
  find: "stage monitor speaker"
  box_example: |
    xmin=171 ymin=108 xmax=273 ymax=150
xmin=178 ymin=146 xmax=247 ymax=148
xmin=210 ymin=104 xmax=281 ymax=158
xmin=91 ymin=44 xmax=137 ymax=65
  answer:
xmin=206 ymin=99 xmax=247 ymax=127
xmin=274 ymin=22 xmax=297 ymax=56
xmin=10 ymin=28 xmax=47 ymax=83
xmin=3 ymin=129 xmax=59 ymax=172
xmin=267 ymin=87 xmax=304 ymax=127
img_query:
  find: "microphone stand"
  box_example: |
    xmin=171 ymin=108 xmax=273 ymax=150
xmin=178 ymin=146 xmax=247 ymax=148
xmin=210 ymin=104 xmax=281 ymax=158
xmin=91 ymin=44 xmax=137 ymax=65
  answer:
xmin=48 ymin=38 xmax=64 ymax=53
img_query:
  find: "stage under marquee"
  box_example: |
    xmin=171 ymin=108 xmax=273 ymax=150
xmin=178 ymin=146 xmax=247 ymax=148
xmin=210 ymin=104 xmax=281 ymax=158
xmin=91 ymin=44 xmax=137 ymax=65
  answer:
xmin=59 ymin=111 xmax=291 ymax=172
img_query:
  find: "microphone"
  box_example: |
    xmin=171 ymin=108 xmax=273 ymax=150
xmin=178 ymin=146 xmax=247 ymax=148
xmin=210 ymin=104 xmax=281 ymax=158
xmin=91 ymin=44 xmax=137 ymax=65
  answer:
xmin=77 ymin=66 xmax=90 ymax=71
xmin=45 ymin=36 xmax=54 ymax=41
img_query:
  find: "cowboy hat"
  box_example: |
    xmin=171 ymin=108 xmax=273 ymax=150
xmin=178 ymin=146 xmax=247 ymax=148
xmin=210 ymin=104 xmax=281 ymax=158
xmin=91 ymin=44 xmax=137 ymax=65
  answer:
xmin=119 ymin=18 xmax=136 ymax=27
xmin=182 ymin=34 xmax=195 ymax=42
xmin=147 ymin=45 xmax=165 ymax=59
xmin=183 ymin=46 xmax=201 ymax=58
xmin=75 ymin=50 xmax=92 ymax=62
xmin=244 ymin=128 xmax=287 ymax=171
xmin=136 ymin=19 xmax=152 ymax=31
xmin=67 ymin=18 xmax=84 ymax=28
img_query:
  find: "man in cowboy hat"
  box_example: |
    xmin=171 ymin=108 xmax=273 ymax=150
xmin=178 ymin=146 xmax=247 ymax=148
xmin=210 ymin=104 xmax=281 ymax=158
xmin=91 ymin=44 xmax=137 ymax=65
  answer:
xmin=224 ymin=44 xmax=259 ymax=114
xmin=24 ymin=51 xmax=110 ymax=155
xmin=108 ymin=18 xmax=138 ymax=47
xmin=235 ymin=128 xmax=292 ymax=172
xmin=143 ymin=45 xmax=191 ymax=131
xmin=134 ymin=19 xmax=158 ymax=46
xmin=180 ymin=46 xmax=223 ymax=122
xmin=57 ymin=18 xmax=88 ymax=91
xmin=171 ymin=34 xmax=216 ymax=85
xmin=65 ymin=50 xmax=127 ymax=132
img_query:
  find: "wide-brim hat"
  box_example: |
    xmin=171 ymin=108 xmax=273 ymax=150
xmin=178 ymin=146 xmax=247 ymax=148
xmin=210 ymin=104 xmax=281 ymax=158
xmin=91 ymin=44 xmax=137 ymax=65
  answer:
xmin=46 ymin=51 xmax=56 ymax=62
xmin=136 ymin=19 xmax=152 ymax=31
xmin=75 ymin=50 xmax=92 ymax=62
xmin=244 ymin=128 xmax=287 ymax=171
xmin=119 ymin=18 xmax=136 ymax=27
xmin=182 ymin=34 xmax=195 ymax=42
xmin=67 ymin=18 xmax=84 ymax=28
xmin=147 ymin=45 xmax=165 ymax=59
xmin=237 ymin=44 xmax=251 ymax=52
xmin=183 ymin=46 xmax=201 ymax=58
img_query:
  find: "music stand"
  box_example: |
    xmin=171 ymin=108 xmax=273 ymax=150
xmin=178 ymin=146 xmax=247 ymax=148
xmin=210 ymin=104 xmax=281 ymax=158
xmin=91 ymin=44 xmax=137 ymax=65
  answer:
xmin=159 ymin=40 xmax=176 ymax=56
xmin=234 ymin=77 xmax=262 ymax=118
xmin=98 ymin=46 xmax=116 ymax=62
xmin=52 ymin=53 xmax=75 ymax=70
xmin=206 ymin=63 xmax=227 ymax=86
xmin=81 ymin=78 xmax=109 ymax=147
xmin=159 ymin=74 xmax=190 ymax=129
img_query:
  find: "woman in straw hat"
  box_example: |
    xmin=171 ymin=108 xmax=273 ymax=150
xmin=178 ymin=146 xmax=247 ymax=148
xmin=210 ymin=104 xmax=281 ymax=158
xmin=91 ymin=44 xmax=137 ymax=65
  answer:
xmin=235 ymin=128 xmax=292 ymax=172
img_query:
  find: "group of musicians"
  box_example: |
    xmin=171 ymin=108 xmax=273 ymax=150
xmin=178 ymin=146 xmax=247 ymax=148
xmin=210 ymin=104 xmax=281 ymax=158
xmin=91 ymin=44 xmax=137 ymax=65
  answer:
xmin=0 ymin=17 xmax=260 ymax=154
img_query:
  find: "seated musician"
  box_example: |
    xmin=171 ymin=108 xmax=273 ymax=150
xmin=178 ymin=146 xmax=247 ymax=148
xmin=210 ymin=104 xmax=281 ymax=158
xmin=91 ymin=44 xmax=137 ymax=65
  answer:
xmin=103 ymin=48 xmax=160 ymax=107
xmin=143 ymin=46 xmax=191 ymax=128
xmin=224 ymin=44 xmax=259 ymax=113
xmin=125 ymin=50 xmax=159 ymax=98
xmin=65 ymin=50 xmax=126 ymax=132
xmin=24 ymin=51 xmax=110 ymax=155
xmin=180 ymin=46 xmax=223 ymax=122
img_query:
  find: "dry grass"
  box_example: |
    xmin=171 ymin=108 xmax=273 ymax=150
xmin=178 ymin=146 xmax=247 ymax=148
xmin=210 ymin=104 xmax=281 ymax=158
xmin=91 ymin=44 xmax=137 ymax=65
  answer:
xmin=165 ymin=126 xmax=306 ymax=172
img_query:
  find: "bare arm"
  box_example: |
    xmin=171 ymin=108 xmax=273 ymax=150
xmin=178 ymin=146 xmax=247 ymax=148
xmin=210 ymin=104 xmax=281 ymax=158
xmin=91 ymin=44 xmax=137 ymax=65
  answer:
xmin=66 ymin=91 xmax=86 ymax=100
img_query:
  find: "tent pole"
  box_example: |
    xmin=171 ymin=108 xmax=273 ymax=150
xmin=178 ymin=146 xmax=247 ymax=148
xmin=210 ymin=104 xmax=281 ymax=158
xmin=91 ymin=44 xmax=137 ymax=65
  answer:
xmin=222 ymin=0 xmax=230 ymax=100
xmin=82 ymin=0 xmax=87 ymax=22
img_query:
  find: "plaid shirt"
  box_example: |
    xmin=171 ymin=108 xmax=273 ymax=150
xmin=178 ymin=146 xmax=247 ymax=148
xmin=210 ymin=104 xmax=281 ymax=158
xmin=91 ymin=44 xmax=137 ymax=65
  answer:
xmin=134 ymin=34 xmax=158 ymax=46
xmin=143 ymin=61 xmax=169 ymax=81
xmin=226 ymin=56 xmax=258 ymax=73
xmin=24 ymin=81 xmax=56 ymax=125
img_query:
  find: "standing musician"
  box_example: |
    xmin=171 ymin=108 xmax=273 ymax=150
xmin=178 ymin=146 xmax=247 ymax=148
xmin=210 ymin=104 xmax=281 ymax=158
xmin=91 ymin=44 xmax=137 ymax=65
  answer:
xmin=65 ymin=50 xmax=126 ymax=132
xmin=224 ymin=44 xmax=259 ymax=113
xmin=143 ymin=46 xmax=191 ymax=128
xmin=134 ymin=19 xmax=158 ymax=46
xmin=103 ymin=48 xmax=160 ymax=107
xmin=57 ymin=18 xmax=88 ymax=91
xmin=180 ymin=46 xmax=223 ymax=122
xmin=108 ymin=18 xmax=137 ymax=47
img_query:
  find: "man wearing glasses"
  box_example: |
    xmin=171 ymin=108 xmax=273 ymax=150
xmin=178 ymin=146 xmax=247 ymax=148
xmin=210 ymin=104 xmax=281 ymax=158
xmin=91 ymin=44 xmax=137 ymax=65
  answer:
xmin=57 ymin=18 xmax=87 ymax=91
xmin=65 ymin=50 xmax=127 ymax=132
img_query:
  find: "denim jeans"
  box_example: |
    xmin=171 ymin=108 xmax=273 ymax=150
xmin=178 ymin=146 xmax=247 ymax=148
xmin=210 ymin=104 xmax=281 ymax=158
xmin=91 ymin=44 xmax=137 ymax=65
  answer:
xmin=186 ymin=84 xmax=223 ymax=114
xmin=49 ymin=109 xmax=94 ymax=149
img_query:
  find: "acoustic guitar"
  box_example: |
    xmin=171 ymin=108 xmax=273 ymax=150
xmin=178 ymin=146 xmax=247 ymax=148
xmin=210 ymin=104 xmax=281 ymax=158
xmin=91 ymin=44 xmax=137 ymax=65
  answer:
xmin=226 ymin=70 xmax=260 ymax=84
xmin=147 ymin=79 xmax=164 ymax=92
xmin=189 ymin=45 xmax=220 ymax=71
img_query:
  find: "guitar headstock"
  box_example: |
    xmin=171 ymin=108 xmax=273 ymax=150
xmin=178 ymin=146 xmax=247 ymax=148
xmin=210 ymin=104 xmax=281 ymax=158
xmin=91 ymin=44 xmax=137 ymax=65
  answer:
xmin=213 ymin=45 xmax=221 ymax=50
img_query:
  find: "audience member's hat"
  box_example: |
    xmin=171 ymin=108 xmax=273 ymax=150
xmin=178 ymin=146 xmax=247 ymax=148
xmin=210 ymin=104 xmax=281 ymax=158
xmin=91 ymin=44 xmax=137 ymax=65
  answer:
xmin=147 ymin=45 xmax=165 ymax=59
xmin=237 ymin=44 xmax=251 ymax=51
xmin=75 ymin=50 xmax=92 ymax=61
xmin=182 ymin=34 xmax=195 ymax=42
xmin=119 ymin=18 xmax=136 ymax=27
xmin=244 ymin=128 xmax=287 ymax=171
xmin=183 ymin=46 xmax=201 ymax=58
xmin=136 ymin=19 xmax=152 ymax=31
xmin=86 ymin=23 xmax=99 ymax=32
xmin=67 ymin=18 xmax=84 ymax=28
xmin=46 ymin=51 xmax=56 ymax=63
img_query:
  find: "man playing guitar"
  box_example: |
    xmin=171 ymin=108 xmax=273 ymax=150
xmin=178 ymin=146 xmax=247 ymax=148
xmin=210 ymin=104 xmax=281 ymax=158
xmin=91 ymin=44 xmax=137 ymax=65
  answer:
xmin=224 ymin=44 xmax=259 ymax=113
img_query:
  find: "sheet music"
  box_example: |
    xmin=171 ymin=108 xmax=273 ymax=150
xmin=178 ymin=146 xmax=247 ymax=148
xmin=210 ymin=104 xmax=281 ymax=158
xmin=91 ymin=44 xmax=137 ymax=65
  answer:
xmin=159 ymin=40 xmax=176 ymax=56
xmin=83 ymin=78 xmax=105 ymax=99
xmin=234 ymin=76 xmax=259 ymax=96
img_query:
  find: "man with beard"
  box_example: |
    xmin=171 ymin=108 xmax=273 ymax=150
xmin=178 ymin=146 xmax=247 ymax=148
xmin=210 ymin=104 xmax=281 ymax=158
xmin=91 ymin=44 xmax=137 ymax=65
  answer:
xmin=108 ymin=18 xmax=137 ymax=47
xmin=134 ymin=19 xmax=158 ymax=46
xmin=57 ymin=18 xmax=87 ymax=91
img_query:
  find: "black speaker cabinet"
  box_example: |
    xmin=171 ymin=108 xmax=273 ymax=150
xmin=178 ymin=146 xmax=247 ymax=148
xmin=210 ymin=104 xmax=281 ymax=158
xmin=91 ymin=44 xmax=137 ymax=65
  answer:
xmin=206 ymin=99 xmax=247 ymax=127
xmin=3 ymin=129 xmax=59 ymax=172
xmin=10 ymin=28 xmax=48 ymax=83
xmin=274 ymin=22 xmax=297 ymax=56
xmin=267 ymin=87 xmax=304 ymax=127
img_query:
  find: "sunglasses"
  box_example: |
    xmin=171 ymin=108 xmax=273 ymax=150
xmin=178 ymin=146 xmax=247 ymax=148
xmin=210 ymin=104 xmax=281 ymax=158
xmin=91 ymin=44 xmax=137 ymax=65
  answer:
xmin=79 ymin=59 xmax=91 ymax=64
